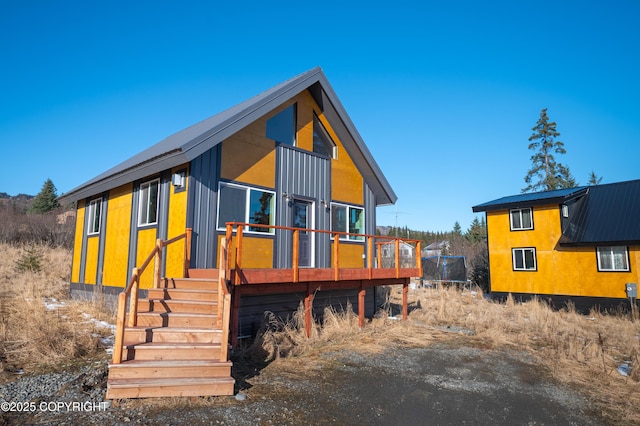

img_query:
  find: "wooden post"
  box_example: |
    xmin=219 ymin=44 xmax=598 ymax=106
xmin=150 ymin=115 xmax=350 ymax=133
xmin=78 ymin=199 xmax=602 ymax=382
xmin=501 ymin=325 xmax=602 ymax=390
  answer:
xmin=416 ymin=241 xmax=422 ymax=271
xmin=127 ymin=269 xmax=139 ymax=327
xmin=402 ymin=281 xmax=408 ymax=320
xmin=333 ymin=234 xmax=340 ymax=281
xmin=230 ymin=286 xmax=240 ymax=348
xmin=112 ymin=292 xmax=127 ymax=364
xmin=218 ymin=237 xmax=227 ymax=329
xmin=292 ymin=229 xmax=299 ymax=283
xmin=154 ymin=239 xmax=163 ymax=289
xmin=184 ymin=228 xmax=192 ymax=278
xmin=220 ymin=293 xmax=231 ymax=362
xmin=367 ymin=237 xmax=373 ymax=279
xmin=225 ymin=224 xmax=233 ymax=277
xmin=395 ymin=239 xmax=400 ymax=279
xmin=358 ymin=284 xmax=366 ymax=328
xmin=304 ymin=285 xmax=314 ymax=338
xmin=235 ymin=225 xmax=243 ymax=285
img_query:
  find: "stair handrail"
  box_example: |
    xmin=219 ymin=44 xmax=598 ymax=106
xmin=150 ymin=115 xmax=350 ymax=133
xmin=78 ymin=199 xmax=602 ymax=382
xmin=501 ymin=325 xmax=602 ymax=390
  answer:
xmin=218 ymin=237 xmax=232 ymax=362
xmin=112 ymin=228 xmax=193 ymax=365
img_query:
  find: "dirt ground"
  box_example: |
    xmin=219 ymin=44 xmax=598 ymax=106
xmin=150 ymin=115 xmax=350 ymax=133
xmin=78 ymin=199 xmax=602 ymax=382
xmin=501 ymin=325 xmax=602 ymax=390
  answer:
xmin=1 ymin=337 xmax=602 ymax=425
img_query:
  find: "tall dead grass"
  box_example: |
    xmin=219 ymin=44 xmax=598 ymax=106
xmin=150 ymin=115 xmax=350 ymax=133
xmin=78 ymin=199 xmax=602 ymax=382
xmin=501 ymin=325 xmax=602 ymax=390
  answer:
xmin=0 ymin=243 xmax=113 ymax=377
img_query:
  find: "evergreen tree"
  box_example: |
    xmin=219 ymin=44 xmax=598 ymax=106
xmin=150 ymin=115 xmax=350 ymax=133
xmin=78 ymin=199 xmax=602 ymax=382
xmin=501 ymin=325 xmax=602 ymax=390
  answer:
xmin=466 ymin=217 xmax=487 ymax=243
xmin=452 ymin=221 xmax=462 ymax=235
xmin=588 ymin=171 xmax=603 ymax=185
xmin=523 ymin=108 xmax=577 ymax=193
xmin=28 ymin=179 xmax=60 ymax=214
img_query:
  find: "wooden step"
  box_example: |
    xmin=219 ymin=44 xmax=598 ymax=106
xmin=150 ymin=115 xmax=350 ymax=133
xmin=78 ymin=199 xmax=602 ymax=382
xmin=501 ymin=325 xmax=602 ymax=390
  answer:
xmin=136 ymin=312 xmax=217 ymax=328
xmin=146 ymin=288 xmax=217 ymax=302
xmin=187 ymin=269 xmax=219 ymax=279
xmin=108 ymin=359 xmax=232 ymax=380
xmin=123 ymin=326 xmax=222 ymax=344
xmin=161 ymin=277 xmax=216 ymax=290
xmin=138 ymin=298 xmax=217 ymax=314
xmin=106 ymin=377 xmax=235 ymax=399
xmin=123 ymin=342 xmax=222 ymax=361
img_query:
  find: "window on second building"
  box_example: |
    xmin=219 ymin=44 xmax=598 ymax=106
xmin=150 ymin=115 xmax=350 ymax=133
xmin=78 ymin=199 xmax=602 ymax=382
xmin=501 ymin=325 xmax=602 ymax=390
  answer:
xmin=217 ymin=182 xmax=275 ymax=234
xmin=331 ymin=203 xmax=364 ymax=241
xmin=510 ymin=207 xmax=533 ymax=230
xmin=139 ymin=179 xmax=159 ymax=226
xmin=512 ymin=247 xmax=536 ymax=271
xmin=597 ymin=246 xmax=630 ymax=272
xmin=87 ymin=198 xmax=102 ymax=235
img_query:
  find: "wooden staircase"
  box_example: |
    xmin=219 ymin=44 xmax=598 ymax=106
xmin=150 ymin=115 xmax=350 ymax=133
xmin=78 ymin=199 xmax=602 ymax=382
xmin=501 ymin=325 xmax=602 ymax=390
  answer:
xmin=106 ymin=273 xmax=235 ymax=399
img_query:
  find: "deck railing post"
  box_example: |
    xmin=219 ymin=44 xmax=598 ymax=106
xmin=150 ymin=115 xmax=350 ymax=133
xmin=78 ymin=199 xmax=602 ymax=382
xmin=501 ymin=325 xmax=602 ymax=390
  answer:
xmin=333 ymin=233 xmax=340 ymax=281
xmin=127 ymin=268 xmax=139 ymax=327
xmin=113 ymin=292 xmax=127 ymax=364
xmin=184 ymin=228 xmax=192 ymax=278
xmin=235 ymin=225 xmax=243 ymax=285
xmin=292 ymin=229 xmax=299 ymax=283
xmin=395 ymin=239 xmax=400 ymax=279
xmin=367 ymin=237 xmax=373 ymax=279
xmin=416 ymin=241 xmax=422 ymax=272
xmin=154 ymin=239 xmax=163 ymax=289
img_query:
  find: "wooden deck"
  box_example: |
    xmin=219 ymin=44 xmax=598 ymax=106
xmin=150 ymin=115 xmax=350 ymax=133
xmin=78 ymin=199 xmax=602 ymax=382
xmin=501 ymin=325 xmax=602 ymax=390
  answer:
xmin=107 ymin=225 xmax=422 ymax=399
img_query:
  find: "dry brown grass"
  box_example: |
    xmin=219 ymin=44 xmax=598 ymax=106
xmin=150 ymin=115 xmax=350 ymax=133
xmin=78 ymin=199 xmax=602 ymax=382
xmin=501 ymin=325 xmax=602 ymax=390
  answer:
xmin=241 ymin=285 xmax=640 ymax=424
xmin=0 ymin=243 xmax=113 ymax=378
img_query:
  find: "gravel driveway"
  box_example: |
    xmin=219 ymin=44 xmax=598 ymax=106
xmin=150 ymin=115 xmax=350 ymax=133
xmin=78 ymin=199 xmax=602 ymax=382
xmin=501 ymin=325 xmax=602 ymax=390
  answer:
xmin=0 ymin=341 xmax=601 ymax=425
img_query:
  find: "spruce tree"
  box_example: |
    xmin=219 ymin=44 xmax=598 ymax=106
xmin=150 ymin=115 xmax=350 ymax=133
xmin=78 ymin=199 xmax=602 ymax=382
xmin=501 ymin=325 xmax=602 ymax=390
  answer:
xmin=523 ymin=108 xmax=577 ymax=193
xmin=28 ymin=179 xmax=60 ymax=213
xmin=588 ymin=171 xmax=603 ymax=185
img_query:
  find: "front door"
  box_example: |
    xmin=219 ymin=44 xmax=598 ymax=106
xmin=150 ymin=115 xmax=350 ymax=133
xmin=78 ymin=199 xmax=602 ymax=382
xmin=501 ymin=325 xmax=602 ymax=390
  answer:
xmin=292 ymin=199 xmax=313 ymax=267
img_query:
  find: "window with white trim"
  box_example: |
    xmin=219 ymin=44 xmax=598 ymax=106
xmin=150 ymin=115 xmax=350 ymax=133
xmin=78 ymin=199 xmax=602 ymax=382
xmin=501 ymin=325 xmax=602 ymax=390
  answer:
xmin=138 ymin=179 xmax=159 ymax=226
xmin=87 ymin=198 xmax=102 ymax=235
xmin=597 ymin=246 xmax=630 ymax=272
xmin=512 ymin=247 xmax=536 ymax=271
xmin=331 ymin=203 xmax=364 ymax=241
xmin=510 ymin=207 xmax=533 ymax=230
xmin=217 ymin=182 xmax=275 ymax=234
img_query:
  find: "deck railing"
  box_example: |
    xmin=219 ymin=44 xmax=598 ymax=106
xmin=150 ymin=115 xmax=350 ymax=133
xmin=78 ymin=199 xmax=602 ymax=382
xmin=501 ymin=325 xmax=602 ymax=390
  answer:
xmin=223 ymin=222 xmax=422 ymax=284
xmin=111 ymin=229 xmax=192 ymax=365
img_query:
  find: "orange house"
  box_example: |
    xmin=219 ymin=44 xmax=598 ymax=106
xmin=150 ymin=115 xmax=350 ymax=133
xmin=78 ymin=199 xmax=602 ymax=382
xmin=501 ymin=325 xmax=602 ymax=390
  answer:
xmin=472 ymin=179 xmax=640 ymax=310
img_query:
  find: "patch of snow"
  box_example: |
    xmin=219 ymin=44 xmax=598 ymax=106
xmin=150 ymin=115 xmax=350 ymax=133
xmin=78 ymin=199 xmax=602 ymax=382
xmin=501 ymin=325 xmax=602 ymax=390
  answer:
xmin=43 ymin=297 xmax=65 ymax=311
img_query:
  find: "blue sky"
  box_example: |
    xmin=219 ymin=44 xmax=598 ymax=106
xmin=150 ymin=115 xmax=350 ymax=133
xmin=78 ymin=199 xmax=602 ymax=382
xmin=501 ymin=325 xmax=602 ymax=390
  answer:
xmin=2 ymin=1 xmax=639 ymax=232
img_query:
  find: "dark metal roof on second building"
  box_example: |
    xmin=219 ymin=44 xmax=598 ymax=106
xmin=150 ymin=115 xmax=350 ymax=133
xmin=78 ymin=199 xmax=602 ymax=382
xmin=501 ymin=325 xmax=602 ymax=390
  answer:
xmin=559 ymin=179 xmax=640 ymax=246
xmin=471 ymin=187 xmax=588 ymax=213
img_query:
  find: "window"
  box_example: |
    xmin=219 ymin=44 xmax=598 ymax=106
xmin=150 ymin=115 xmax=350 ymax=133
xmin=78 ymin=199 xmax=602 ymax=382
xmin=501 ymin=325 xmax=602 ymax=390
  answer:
xmin=597 ymin=246 xmax=630 ymax=272
xmin=512 ymin=248 xmax=536 ymax=271
xmin=313 ymin=113 xmax=337 ymax=158
xmin=266 ymin=104 xmax=296 ymax=146
xmin=217 ymin=182 xmax=275 ymax=234
xmin=87 ymin=198 xmax=102 ymax=235
xmin=331 ymin=203 xmax=364 ymax=241
xmin=139 ymin=179 xmax=159 ymax=226
xmin=510 ymin=208 xmax=533 ymax=230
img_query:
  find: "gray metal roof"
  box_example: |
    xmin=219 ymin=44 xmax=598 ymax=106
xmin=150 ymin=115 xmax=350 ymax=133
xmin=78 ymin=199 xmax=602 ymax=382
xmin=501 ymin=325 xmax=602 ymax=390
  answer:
xmin=59 ymin=67 xmax=397 ymax=206
xmin=472 ymin=187 xmax=588 ymax=212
